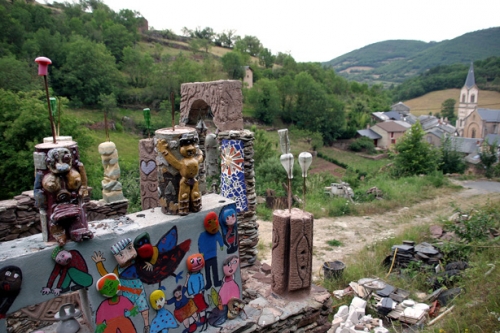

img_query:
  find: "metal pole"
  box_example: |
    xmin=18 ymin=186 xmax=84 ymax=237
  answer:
xmin=43 ymin=76 xmax=57 ymax=143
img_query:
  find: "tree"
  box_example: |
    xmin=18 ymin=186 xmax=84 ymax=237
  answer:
xmin=0 ymin=89 xmax=92 ymax=199
xmin=220 ymin=51 xmax=245 ymax=80
xmin=52 ymin=36 xmax=123 ymax=106
xmin=441 ymin=98 xmax=456 ymax=124
xmin=121 ymin=46 xmax=154 ymax=88
xmin=479 ymin=141 xmax=498 ymax=178
xmin=439 ymin=136 xmax=466 ymax=174
xmin=234 ymin=35 xmax=261 ymax=56
xmin=391 ymin=122 xmax=440 ymax=177
xmin=258 ymin=47 xmax=275 ymax=69
xmin=0 ymin=56 xmax=34 ymax=92
xmin=247 ymin=78 xmax=280 ymax=125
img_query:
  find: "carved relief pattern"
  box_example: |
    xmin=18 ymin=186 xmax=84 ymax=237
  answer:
xmin=180 ymin=81 xmax=244 ymax=131
xmin=139 ymin=139 xmax=159 ymax=210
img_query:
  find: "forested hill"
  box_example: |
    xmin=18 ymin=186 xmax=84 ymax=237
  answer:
xmin=323 ymin=27 xmax=500 ymax=86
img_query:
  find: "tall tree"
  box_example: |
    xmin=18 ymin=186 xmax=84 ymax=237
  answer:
xmin=391 ymin=122 xmax=440 ymax=177
xmin=248 ymin=78 xmax=280 ymax=125
xmin=441 ymin=98 xmax=456 ymax=124
xmin=52 ymin=36 xmax=123 ymax=106
xmin=221 ymin=51 xmax=245 ymax=80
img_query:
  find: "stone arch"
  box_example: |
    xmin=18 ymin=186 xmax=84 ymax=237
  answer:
xmin=465 ymin=122 xmax=480 ymax=138
xmin=179 ymin=80 xmax=243 ymax=131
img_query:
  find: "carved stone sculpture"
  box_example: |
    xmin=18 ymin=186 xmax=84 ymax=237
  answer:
xmin=180 ymin=80 xmax=243 ymax=131
xmin=33 ymin=139 xmax=93 ymax=245
xmin=98 ymin=141 xmax=125 ymax=203
xmin=271 ymin=208 xmax=313 ymax=295
xmin=156 ymin=130 xmax=204 ymax=215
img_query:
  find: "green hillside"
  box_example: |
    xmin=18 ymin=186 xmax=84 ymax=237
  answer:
xmin=324 ymin=27 xmax=500 ymax=86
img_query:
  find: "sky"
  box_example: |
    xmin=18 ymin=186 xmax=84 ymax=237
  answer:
xmin=74 ymin=0 xmax=500 ymax=62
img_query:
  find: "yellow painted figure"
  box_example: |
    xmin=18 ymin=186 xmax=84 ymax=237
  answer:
xmin=157 ymin=134 xmax=204 ymax=215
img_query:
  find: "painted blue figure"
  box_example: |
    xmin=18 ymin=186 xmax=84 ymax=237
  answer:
xmin=198 ymin=212 xmax=223 ymax=289
xmin=149 ymin=289 xmax=178 ymax=333
xmin=219 ymin=205 xmax=238 ymax=254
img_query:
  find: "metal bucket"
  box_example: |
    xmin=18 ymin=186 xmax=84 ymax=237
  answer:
xmin=323 ymin=260 xmax=346 ymax=280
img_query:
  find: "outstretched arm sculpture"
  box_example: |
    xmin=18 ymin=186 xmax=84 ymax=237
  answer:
xmin=157 ymin=134 xmax=204 ymax=215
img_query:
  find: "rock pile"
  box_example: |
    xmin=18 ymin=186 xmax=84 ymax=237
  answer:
xmin=218 ymin=130 xmax=258 ymax=267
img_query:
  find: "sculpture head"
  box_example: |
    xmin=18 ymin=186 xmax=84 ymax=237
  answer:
xmin=46 ymin=148 xmax=73 ymax=174
xmin=134 ymin=232 xmax=154 ymax=260
xmin=149 ymin=290 xmax=166 ymax=310
xmin=186 ymin=253 xmax=205 ymax=273
xmin=111 ymin=238 xmax=137 ymax=267
xmin=0 ymin=266 xmax=22 ymax=294
xmin=52 ymin=246 xmax=72 ymax=266
xmin=204 ymin=212 xmax=220 ymax=234
xmin=96 ymin=273 xmax=120 ymax=298
xmin=179 ymin=133 xmax=198 ymax=158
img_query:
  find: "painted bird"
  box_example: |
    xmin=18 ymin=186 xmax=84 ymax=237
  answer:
xmin=127 ymin=226 xmax=191 ymax=287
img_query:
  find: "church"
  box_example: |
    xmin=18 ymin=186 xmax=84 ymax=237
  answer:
xmin=456 ymin=63 xmax=500 ymax=139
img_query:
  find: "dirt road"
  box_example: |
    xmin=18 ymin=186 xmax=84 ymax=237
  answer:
xmin=256 ymin=180 xmax=500 ymax=281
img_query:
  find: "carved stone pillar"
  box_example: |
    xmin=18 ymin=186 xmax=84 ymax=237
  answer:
xmin=139 ymin=139 xmax=159 ymax=210
xmin=272 ymin=208 xmax=314 ymax=295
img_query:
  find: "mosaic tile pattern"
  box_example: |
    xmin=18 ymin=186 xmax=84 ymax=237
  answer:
xmin=220 ymin=139 xmax=248 ymax=212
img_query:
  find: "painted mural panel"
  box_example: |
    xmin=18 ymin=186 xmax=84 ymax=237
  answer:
xmin=0 ymin=196 xmax=242 ymax=333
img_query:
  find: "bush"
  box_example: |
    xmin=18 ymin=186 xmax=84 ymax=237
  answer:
xmin=349 ymin=137 xmax=375 ymax=154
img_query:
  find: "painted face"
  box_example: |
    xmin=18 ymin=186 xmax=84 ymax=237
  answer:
xmin=225 ymin=212 xmax=236 ymax=226
xmin=149 ymin=290 xmax=166 ymax=310
xmin=0 ymin=266 xmax=22 ymax=293
xmin=46 ymin=148 xmax=73 ymax=174
xmin=55 ymin=250 xmax=73 ymax=266
xmin=186 ymin=253 xmax=205 ymax=272
xmin=114 ymin=242 xmax=137 ymax=267
xmin=96 ymin=274 xmax=120 ymax=298
xmin=204 ymin=212 xmax=220 ymax=234
xmin=223 ymin=257 xmax=239 ymax=277
xmin=173 ymin=287 xmax=182 ymax=299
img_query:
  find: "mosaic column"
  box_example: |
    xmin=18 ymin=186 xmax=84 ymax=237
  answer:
xmin=139 ymin=139 xmax=159 ymax=210
xmin=218 ymin=130 xmax=258 ymax=266
xmin=155 ymin=126 xmax=205 ymax=215
xmin=271 ymin=208 xmax=313 ymax=295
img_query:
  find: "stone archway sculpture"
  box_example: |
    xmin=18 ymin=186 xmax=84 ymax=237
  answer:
xmin=179 ymin=80 xmax=244 ymax=131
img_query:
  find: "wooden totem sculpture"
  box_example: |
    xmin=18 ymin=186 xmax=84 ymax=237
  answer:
xmin=156 ymin=131 xmax=204 ymax=215
xmin=33 ymin=138 xmax=93 ymax=245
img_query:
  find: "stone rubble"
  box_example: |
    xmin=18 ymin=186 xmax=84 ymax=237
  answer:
xmin=0 ymin=191 xmax=128 ymax=241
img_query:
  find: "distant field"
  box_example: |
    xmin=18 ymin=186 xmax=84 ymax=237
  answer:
xmin=404 ymin=89 xmax=500 ymax=116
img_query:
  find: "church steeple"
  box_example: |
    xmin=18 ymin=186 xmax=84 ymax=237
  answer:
xmin=464 ymin=62 xmax=475 ymax=89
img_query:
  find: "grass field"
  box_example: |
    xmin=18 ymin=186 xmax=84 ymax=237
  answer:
xmin=404 ymin=89 xmax=500 ymax=117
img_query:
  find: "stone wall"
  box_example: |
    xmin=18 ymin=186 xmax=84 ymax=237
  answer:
xmin=0 ymin=191 xmax=128 ymax=242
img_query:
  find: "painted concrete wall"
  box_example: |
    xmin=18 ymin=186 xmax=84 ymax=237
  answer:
xmin=0 ymin=194 xmax=241 ymax=333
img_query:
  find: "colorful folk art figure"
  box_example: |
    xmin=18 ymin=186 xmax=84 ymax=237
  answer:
xmin=156 ymin=134 xmax=205 ymax=215
xmin=186 ymin=254 xmax=208 ymax=324
xmin=34 ymin=143 xmax=93 ymax=245
xmin=218 ymin=255 xmax=240 ymax=305
xmin=132 ymin=227 xmax=191 ymax=286
xmin=227 ymin=297 xmax=246 ymax=320
xmin=149 ymin=290 xmax=178 ymax=333
xmin=0 ymin=266 xmax=22 ymax=319
xmin=92 ymin=238 xmax=150 ymax=333
xmin=201 ymin=291 xmax=227 ymax=330
xmin=166 ymin=283 xmax=200 ymax=333
xmin=198 ymin=212 xmax=224 ymax=289
xmin=41 ymin=246 xmax=92 ymax=296
xmin=219 ymin=205 xmax=238 ymax=254
xmin=95 ymin=273 xmax=137 ymax=333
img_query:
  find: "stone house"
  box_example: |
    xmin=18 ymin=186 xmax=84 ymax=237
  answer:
xmin=391 ymin=101 xmax=411 ymax=116
xmin=462 ymin=108 xmax=500 ymax=139
xmin=243 ymin=66 xmax=253 ymax=88
xmin=370 ymin=121 xmax=409 ymax=149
